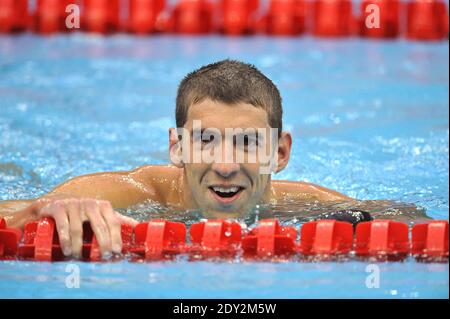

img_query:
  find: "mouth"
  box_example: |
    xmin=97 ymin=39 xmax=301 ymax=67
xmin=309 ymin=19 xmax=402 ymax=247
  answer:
xmin=208 ymin=185 xmax=245 ymax=204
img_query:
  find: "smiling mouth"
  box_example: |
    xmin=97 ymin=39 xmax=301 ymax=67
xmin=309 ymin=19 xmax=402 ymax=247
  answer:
xmin=208 ymin=186 xmax=245 ymax=203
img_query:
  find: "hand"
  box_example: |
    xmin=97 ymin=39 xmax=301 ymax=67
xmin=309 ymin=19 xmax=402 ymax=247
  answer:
xmin=31 ymin=197 xmax=138 ymax=259
xmin=315 ymin=209 xmax=373 ymax=227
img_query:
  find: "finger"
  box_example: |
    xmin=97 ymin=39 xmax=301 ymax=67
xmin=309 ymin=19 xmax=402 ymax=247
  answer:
xmin=114 ymin=212 xmax=139 ymax=227
xmin=50 ymin=201 xmax=72 ymax=257
xmin=99 ymin=201 xmax=122 ymax=254
xmin=83 ymin=199 xmax=112 ymax=258
xmin=67 ymin=200 xmax=83 ymax=259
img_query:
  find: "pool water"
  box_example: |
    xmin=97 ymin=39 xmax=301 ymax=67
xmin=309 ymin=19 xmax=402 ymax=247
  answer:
xmin=0 ymin=34 xmax=448 ymax=298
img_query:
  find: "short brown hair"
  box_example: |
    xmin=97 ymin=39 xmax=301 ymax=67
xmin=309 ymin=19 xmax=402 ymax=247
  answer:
xmin=176 ymin=60 xmax=283 ymax=135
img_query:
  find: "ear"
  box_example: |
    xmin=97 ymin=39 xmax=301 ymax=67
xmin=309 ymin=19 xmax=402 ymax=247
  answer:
xmin=169 ymin=127 xmax=184 ymax=168
xmin=274 ymin=131 xmax=292 ymax=173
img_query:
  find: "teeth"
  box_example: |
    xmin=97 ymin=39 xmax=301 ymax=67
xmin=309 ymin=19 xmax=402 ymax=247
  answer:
xmin=212 ymin=186 xmax=240 ymax=193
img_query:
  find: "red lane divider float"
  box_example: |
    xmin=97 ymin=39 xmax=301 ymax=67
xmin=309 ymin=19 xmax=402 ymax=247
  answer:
xmin=355 ymin=219 xmax=409 ymax=260
xmin=130 ymin=220 xmax=186 ymax=260
xmin=299 ymin=220 xmax=353 ymax=256
xmin=190 ymin=219 xmax=242 ymax=258
xmin=34 ymin=0 xmax=73 ymax=34
xmin=83 ymin=0 xmax=120 ymax=34
xmin=0 ymin=0 xmax=449 ymax=41
xmin=168 ymin=0 xmax=215 ymax=34
xmin=81 ymin=222 xmax=133 ymax=261
xmin=360 ymin=0 xmax=400 ymax=38
xmin=0 ymin=0 xmax=28 ymax=33
xmin=412 ymin=220 xmax=449 ymax=260
xmin=18 ymin=217 xmax=64 ymax=261
xmin=220 ymin=0 xmax=259 ymax=35
xmin=242 ymin=219 xmax=297 ymax=258
xmin=260 ymin=0 xmax=306 ymax=36
xmin=2 ymin=217 xmax=449 ymax=262
xmin=17 ymin=217 xmax=133 ymax=261
xmin=127 ymin=0 xmax=166 ymax=34
xmin=312 ymin=0 xmax=354 ymax=37
xmin=0 ymin=218 xmax=22 ymax=260
xmin=406 ymin=0 xmax=449 ymax=40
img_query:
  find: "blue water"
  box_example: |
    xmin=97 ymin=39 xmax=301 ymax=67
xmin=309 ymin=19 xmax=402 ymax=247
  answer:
xmin=0 ymin=34 xmax=448 ymax=298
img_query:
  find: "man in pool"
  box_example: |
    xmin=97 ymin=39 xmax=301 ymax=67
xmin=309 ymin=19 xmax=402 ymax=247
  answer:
xmin=0 ymin=60 xmax=424 ymax=259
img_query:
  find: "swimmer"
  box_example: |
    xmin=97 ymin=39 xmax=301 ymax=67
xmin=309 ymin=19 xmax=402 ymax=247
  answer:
xmin=0 ymin=60 xmax=429 ymax=258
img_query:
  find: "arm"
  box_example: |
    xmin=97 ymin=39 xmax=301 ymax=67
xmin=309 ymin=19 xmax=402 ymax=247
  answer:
xmin=0 ymin=200 xmax=35 ymax=229
xmin=0 ymin=168 xmax=158 ymax=227
xmin=0 ymin=166 xmax=160 ymax=258
xmin=272 ymin=180 xmax=353 ymax=201
xmin=271 ymin=180 xmax=431 ymax=223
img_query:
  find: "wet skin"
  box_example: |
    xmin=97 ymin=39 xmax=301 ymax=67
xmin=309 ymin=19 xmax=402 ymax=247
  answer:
xmin=0 ymin=99 xmax=354 ymax=258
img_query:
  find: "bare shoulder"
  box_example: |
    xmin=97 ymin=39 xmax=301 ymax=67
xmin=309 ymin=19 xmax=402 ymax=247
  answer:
xmin=128 ymin=165 xmax=183 ymax=203
xmin=47 ymin=165 xmax=181 ymax=204
xmin=271 ymin=179 xmax=352 ymax=201
xmin=130 ymin=165 xmax=182 ymax=184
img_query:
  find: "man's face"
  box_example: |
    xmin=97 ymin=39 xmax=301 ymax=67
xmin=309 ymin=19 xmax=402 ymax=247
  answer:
xmin=175 ymin=99 xmax=277 ymax=218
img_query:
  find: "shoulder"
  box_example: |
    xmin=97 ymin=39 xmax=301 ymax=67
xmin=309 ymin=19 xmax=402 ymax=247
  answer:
xmin=127 ymin=165 xmax=183 ymax=203
xmin=271 ymin=179 xmax=352 ymax=201
xmin=129 ymin=165 xmax=182 ymax=183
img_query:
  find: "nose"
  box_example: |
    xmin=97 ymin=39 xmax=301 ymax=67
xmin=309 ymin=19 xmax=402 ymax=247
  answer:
xmin=211 ymin=162 xmax=240 ymax=178
xmin=209 ymin=137 xmax=241 ymax=178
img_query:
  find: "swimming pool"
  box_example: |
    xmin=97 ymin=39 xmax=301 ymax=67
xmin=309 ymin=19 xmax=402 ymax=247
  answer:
xmin=0 ymin=34 xmax=448 ymax=298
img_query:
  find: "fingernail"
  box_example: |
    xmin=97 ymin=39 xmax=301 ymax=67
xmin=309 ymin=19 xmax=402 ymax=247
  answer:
xmin=102 ymin=252 xmax=112 ymax=260
xmin=113 ymin=244 xmax=122 ymax=254
xmin=63 ymin=247 xmax=72 ymax=256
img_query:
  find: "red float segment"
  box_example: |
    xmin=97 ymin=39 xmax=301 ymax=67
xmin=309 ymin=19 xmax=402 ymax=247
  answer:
xmin=168 ymin=0 xmax=214 ymax=34
xmin=360 ymin=0 xmax=399 ymax=38
xmin=18 ymin=217 xmax=133 ymax=261
xmin=83 ymin=0 xmax=120 ymax=34
xmin=355 ymin=220 xmax=409 ymax=256
xmin=406 ymin=0 xmax=448 ymax=40
xmin=312 ymin=0 xmax=353 ymax=37
xmin=0 ymin=0 xmax=28 ymax=33
xmin=220 ymin=0 xmax=259 ymax=35
xmin=0 ymin=218 xmax=22 ymax=260
xmin=438 ymin=0 xmax=449 ymax=37
xmin=242 ymin=219 xmax=297 ymax=258
xmin=127 ymin=0 xmax=166 ymax=34
xmin=18 ymin=217 xmax=64 ymax=261
xmin=262 ymin=0 xmax=306 ymax=36
xmin=80 ymin=222 xmax=133 ymax=261
xmin=190 ymin=219 xmax=242 ymax=257
xmin=411 ymin=221 xmax=448 ymax=258
xmin=300 ymin=220 xmax=353 ymax=255
xmin=34 ymin=0 xmax=73 ymax=34
xmin=130 ymin=220 xmax=186 ymax=260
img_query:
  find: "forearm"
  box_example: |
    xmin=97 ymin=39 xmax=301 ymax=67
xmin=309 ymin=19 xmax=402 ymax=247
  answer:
xmin=325 ymin=199 xmax=432 ymax=223
xmin=0 ymin=194 xmax=77 ymax=229
xmin=272 ymin=180 xmax=353 ymax=202
xmin=0 ymin=200 xmax=38 ymax=229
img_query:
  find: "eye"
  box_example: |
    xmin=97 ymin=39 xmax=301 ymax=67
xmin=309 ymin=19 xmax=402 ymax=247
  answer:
xmin=244 ymin=136 xmax=258 ymax=147
xmin=201 ymin=134 xmax=215 ymax=144
xmin=234 ymin=135 xmax=258 ymax=150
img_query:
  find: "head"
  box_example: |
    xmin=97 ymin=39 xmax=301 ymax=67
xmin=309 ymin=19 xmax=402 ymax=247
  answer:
xmin=169 ymin=60 xmax=292 ymax=217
